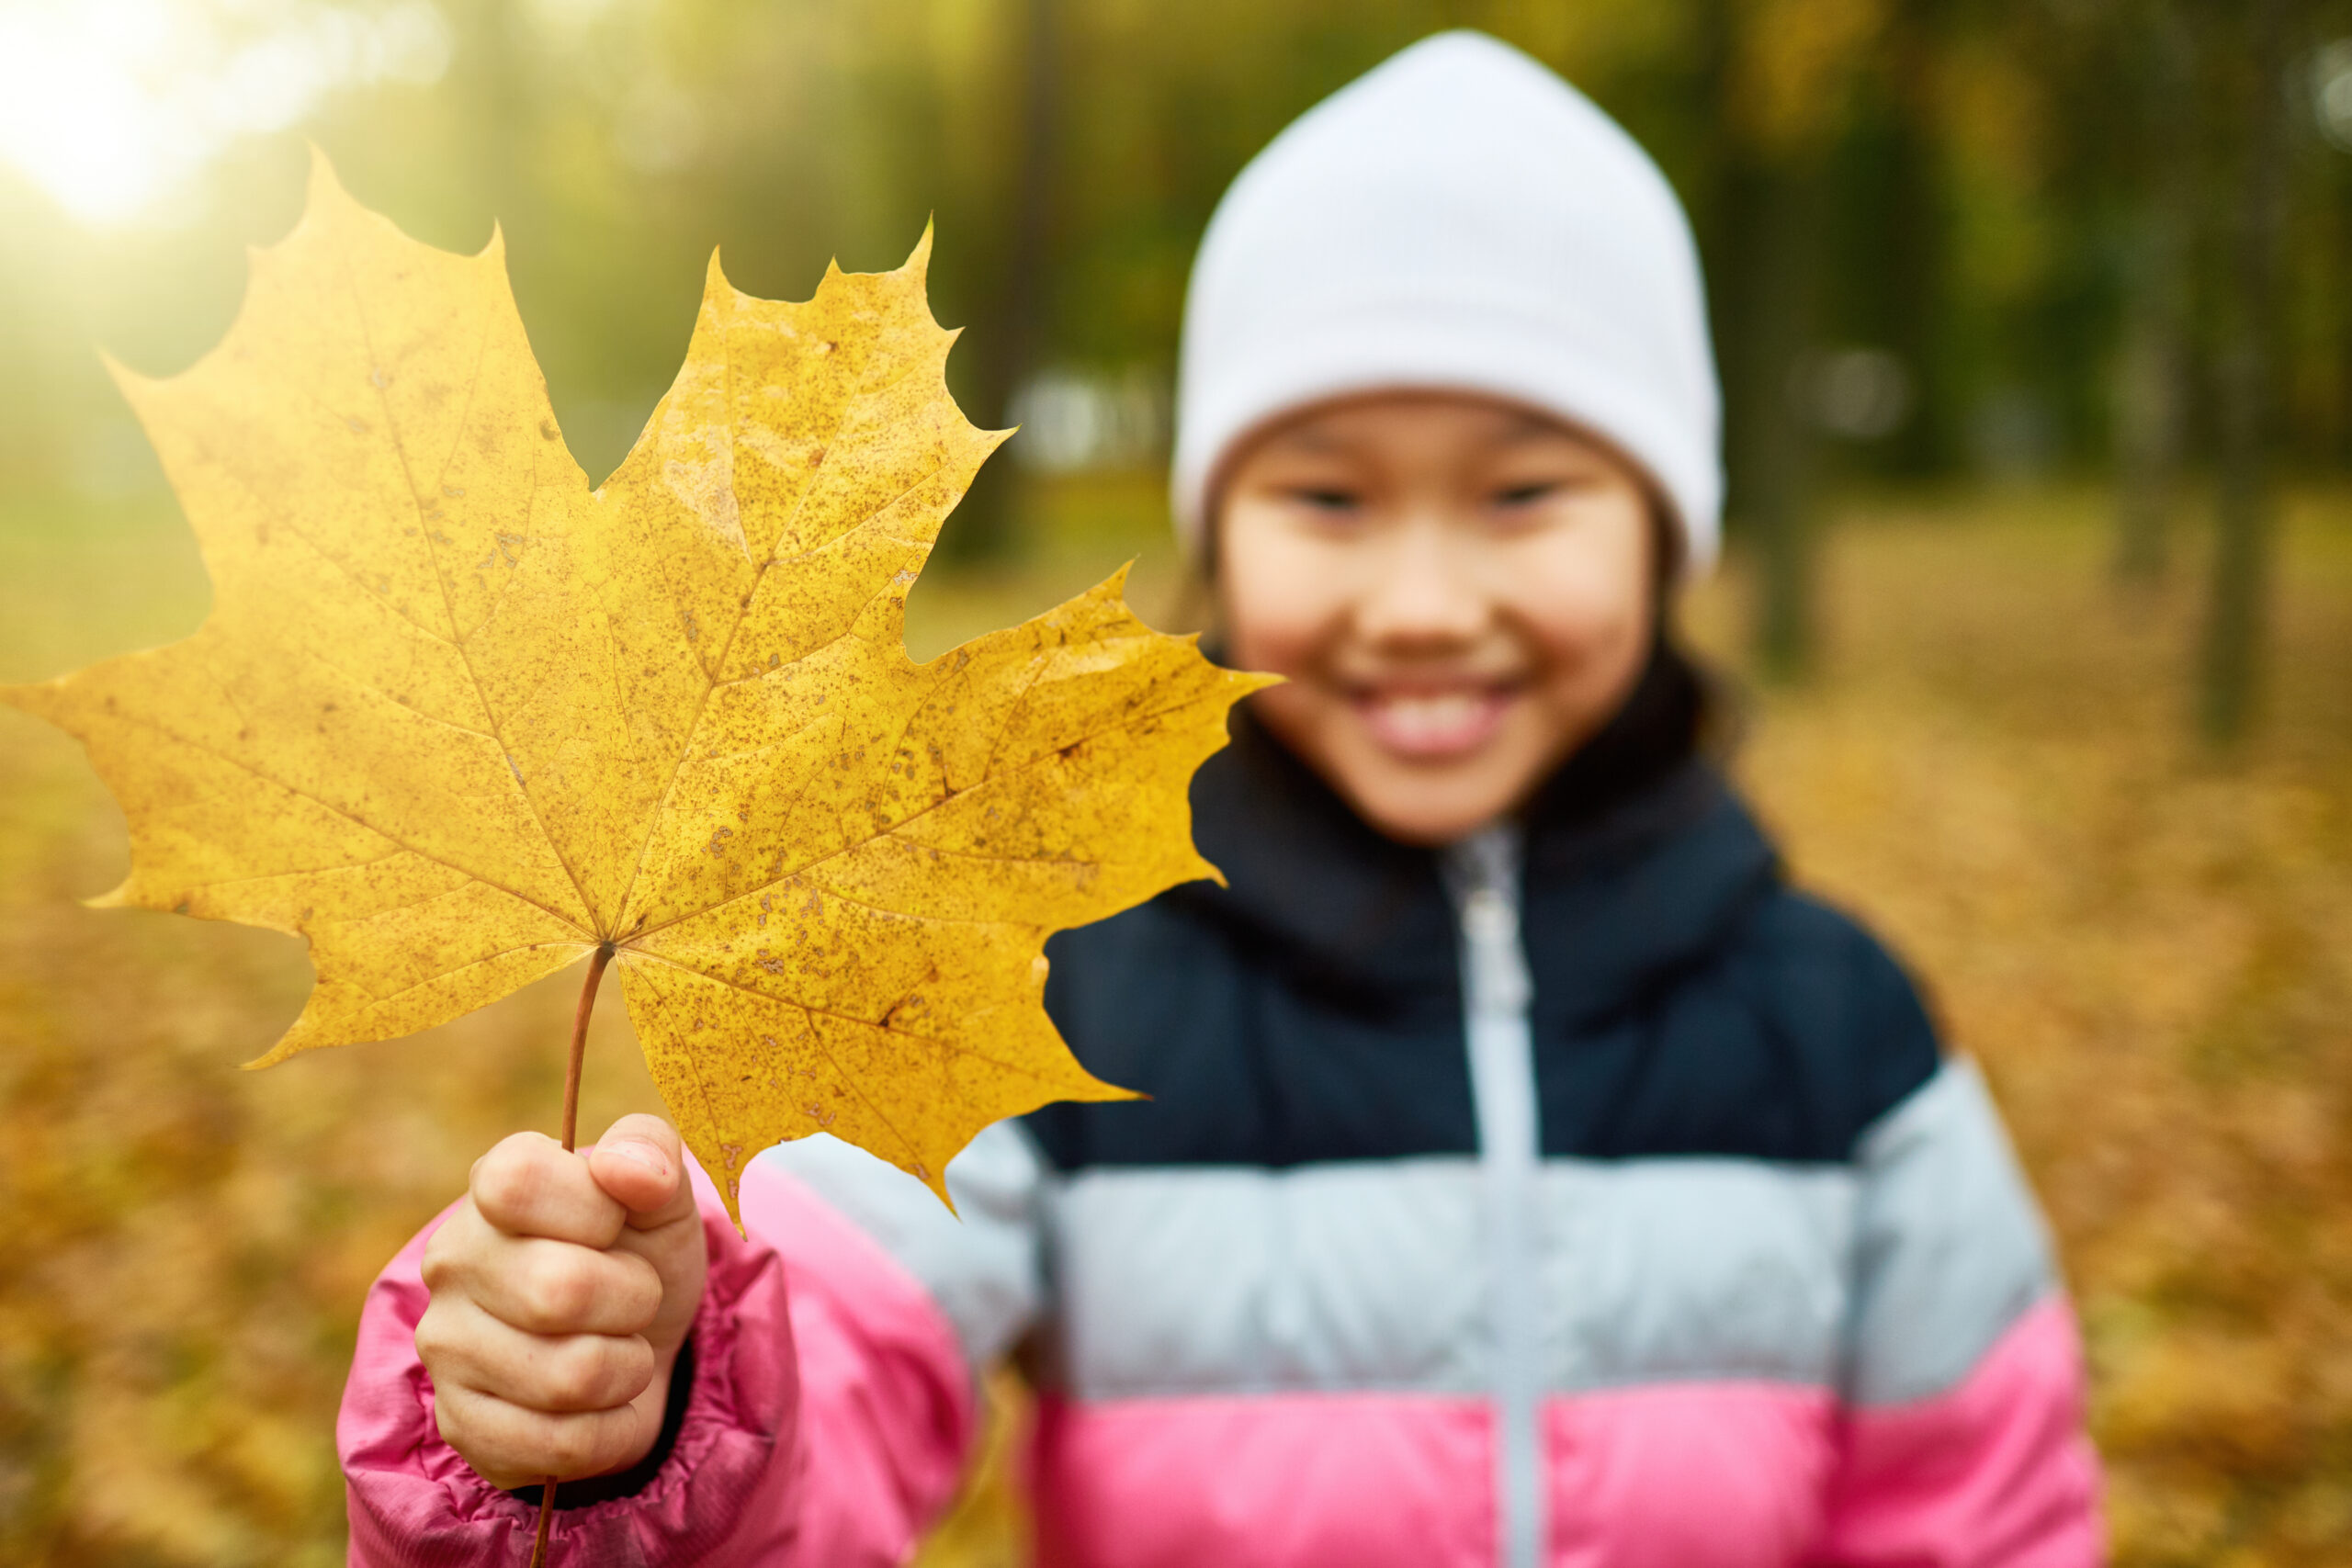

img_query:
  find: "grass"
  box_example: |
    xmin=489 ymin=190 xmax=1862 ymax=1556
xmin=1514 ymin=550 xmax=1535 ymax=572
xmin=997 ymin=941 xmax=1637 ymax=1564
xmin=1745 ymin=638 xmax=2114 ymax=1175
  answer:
xmin=0 ymin=475 xmax=2346 ymax=1565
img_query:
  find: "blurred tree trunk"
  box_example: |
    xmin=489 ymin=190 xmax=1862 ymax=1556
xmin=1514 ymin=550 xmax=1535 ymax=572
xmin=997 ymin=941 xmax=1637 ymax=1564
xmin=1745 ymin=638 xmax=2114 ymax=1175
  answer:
xmin=1702 ymin=0 xmax=1855 ymax=683
xmin=2112 ymin=0 xmax=2193 ymax=585
xmin=2199 ymin=0 xmax=2295 ymax=745
xmin=942 ymin=0 xmax=1059 ymax=565
xmin=1728 ymin=159 xmax=1824 ymax=682
xmin=1878 ymin=0 xmax=1955 ymax=479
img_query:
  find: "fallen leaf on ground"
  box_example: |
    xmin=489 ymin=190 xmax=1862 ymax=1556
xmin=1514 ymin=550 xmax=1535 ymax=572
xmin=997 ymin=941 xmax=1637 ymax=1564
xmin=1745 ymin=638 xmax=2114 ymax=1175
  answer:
xmin=3 ymin=154 xmax=1267 ymax=1218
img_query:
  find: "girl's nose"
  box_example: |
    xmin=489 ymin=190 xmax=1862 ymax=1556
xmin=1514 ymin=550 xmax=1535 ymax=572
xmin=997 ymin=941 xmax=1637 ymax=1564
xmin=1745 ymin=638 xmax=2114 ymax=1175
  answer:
xmin=1353 ymin=517 xmax=1490 ymax=648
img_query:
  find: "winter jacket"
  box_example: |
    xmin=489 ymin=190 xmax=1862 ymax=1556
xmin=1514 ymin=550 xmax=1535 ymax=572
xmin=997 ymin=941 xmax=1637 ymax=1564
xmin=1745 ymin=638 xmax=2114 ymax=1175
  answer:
xmin=339 ymin=702 xmax=2103 ymax=1567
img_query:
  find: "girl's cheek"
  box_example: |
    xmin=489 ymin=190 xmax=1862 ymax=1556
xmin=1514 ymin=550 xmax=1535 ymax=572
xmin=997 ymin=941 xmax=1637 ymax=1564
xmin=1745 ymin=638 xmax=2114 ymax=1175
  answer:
xmin=1538 ymin=599 xmax=1651 ymax=738
xmin=1228 ymin=611 xmax=1325 ymax=682
xmin=1527 ymin=594 xmax=1638 ymax=697
xmin=1218 ymin=530 xmax=1350 ymax=682
xmin=1223 ymin=598 xmax=1339 ymax=767
xmin=1537 ymin=587 xmax=1643 ymax=666
xmin=1511 ymin=513 xmax=1653 ymax=670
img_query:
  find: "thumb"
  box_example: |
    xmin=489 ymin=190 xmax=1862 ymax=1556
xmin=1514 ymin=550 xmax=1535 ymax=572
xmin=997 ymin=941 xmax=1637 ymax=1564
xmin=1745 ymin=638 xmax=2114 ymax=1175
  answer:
xmin=585 ymin=1113 xmax=694 ymax=1229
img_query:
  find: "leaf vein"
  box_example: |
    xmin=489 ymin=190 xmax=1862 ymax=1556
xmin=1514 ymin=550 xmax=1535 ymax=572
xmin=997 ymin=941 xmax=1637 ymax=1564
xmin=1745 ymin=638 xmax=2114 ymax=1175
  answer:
xmin=94 ymin=704 xmax=592 ymax=939
xmin=329 ymin=222 xmax=604 ymax=933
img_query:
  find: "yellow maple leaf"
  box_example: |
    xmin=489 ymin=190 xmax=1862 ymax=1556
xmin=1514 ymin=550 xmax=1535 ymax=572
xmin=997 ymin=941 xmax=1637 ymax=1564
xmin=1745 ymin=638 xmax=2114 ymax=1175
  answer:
xmin=3 ymin=154 xmax=1268 ymax=1220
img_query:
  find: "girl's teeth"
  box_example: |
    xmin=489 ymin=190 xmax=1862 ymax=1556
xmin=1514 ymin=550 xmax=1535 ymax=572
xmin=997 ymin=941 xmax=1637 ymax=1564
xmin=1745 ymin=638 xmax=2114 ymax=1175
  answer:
xmin=1360 ymin=689 xmax=1505 ymax=754
xmin=1382 ymin=694 xmax=1476 ymax=737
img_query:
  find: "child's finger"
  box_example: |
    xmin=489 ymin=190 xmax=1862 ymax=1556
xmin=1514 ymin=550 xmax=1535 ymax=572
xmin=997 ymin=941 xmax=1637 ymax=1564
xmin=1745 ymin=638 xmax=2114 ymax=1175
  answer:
xmin=584 ymin=1113 xmax=691 ymax=1225
xmin=468 ymin=1132 xmax=626 ymax=1247
xmin=429 ymin=1376 xmax=653 ymax=1490
xmin=439 ymin=1231 xmax=665 ymax=1337
xmin=417 ymin=1294 xmax=656 ymax=1417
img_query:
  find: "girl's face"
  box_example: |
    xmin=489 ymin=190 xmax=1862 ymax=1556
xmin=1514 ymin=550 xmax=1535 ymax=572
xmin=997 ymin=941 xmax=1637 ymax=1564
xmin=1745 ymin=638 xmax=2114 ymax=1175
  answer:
xmin=1217 ymin=392 xmax=1657 ymax=845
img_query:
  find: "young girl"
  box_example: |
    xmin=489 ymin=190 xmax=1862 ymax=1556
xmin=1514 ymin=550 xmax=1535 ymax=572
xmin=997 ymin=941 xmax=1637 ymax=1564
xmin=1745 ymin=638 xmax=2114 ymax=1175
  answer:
xmin=341 ymin=32 xmax=2101 ymax=1567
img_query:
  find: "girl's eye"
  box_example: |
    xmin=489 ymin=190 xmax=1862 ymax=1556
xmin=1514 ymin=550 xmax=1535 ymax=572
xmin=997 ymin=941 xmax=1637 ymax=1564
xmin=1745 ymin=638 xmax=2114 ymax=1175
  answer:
xmin=1290 ymin=488 xmax=1361 ymax=513
xmin=1493 ymin=480 xmax=1563 ymax=508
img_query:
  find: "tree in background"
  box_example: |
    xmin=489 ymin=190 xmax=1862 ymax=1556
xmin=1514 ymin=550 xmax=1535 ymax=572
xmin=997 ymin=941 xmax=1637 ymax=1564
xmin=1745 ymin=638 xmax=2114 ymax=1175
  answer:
xmin=1707 ymin=0 xmax=1888 ymax=682
xmin=0 ymin=0 xmax=2346 ymax=728
xmin=2199 ymin=0 xmax=2303 ymax=746
xmin=936 ymin=0 xmax=1061 ymax=564
xmin=2110 ymin=0 xmax=2195 ymax=586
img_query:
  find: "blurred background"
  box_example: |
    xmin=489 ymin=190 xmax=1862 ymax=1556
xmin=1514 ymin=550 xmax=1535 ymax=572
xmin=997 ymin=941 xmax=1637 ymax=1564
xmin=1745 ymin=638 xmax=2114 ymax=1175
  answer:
xmin=0 ymin=0 xmax=2347 ymax=1563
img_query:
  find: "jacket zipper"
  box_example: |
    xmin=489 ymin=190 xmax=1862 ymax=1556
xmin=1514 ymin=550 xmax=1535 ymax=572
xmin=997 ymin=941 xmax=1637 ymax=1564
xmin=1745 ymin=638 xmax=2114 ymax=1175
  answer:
xmin=1445 ymin=827 xmax=1543 ymax=1568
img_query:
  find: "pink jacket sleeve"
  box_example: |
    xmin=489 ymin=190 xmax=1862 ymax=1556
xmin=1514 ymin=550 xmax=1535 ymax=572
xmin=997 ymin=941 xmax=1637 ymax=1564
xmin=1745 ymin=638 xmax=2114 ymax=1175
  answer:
xmin=1819 ymin=1297 xmax=2101 ymax=1567
xmin=339 ymin=1159 xmax=978 ymax=1567
xmin=1815 ymin=1061 xmax=2104 ymax=1566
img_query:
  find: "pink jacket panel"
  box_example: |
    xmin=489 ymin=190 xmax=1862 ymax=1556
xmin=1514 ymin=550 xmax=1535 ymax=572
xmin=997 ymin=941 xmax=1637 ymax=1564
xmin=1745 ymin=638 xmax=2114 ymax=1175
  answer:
xmin=1817 ymin=1296 xmax=2103 ymax=1567
xmin=1026 ymin=1306 xmax=2096 ymax=1568
xmin=1547 ymin=1383 xmax=1837 ymax=1567
xmin=339 ymin=1199 xmax=800 ymax=1568
xmin=1030 ymin=1384 xmax=1836 ymax=1568
xmin=1031 ymin=1391 xmax=1496 ymax=1568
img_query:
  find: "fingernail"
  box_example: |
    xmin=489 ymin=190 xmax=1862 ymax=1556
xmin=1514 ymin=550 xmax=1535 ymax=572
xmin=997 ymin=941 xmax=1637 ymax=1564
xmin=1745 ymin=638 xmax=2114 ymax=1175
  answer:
xmin=606 ymin=1140 xmax=670 ymax=1179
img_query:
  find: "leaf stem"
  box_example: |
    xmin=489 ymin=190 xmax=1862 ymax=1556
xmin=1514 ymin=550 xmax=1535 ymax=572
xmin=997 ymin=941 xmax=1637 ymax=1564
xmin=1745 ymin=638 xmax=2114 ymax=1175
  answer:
xmin=530 ymin=941 xmax=616 ymax=1568
xmin=560 ymin=943 xmax=616 ymax=1154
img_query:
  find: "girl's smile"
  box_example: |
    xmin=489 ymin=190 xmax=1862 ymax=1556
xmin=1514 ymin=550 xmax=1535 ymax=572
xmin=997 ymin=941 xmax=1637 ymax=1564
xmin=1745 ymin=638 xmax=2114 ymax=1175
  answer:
xmin=1350 ymin=681 xmax=1518 ymax=759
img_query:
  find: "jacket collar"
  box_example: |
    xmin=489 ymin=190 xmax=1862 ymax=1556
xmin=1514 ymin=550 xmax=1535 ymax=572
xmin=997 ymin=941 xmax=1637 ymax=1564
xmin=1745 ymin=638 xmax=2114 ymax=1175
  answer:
xmin=1177 ymin=653 xmax=1780 ymax=1028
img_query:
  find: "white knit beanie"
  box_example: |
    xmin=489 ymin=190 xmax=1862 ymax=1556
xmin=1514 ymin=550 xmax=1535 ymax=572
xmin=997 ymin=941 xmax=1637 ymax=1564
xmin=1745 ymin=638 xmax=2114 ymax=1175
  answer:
xmin=1170 ymin=31 xmax=1723 ymax=577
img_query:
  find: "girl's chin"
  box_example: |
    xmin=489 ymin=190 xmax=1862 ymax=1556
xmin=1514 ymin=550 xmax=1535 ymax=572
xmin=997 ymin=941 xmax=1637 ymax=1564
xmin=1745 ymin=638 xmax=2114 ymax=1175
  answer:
xmin=1350 ymin=688 xmax=1515 ymax=761
xmin=1342 ymin=769 xmax=1529 ymax=846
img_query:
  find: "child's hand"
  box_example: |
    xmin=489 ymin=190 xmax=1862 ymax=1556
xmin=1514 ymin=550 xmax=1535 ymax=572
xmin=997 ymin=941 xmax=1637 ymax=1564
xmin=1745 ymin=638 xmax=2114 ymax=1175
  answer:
xmin=415 ymin=1113 xmax=709 ymax=1489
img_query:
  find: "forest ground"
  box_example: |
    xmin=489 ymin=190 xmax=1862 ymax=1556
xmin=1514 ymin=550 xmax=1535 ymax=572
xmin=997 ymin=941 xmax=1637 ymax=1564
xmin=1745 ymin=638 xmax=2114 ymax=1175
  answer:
xmin=0 ymin=476 xmax=2345 ymax=1567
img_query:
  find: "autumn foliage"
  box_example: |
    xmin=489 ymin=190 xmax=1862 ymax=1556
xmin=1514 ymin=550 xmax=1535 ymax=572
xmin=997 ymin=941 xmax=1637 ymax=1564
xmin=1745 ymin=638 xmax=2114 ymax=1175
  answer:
xmin=0 ymin=484 xmax=2343 ymax=1564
